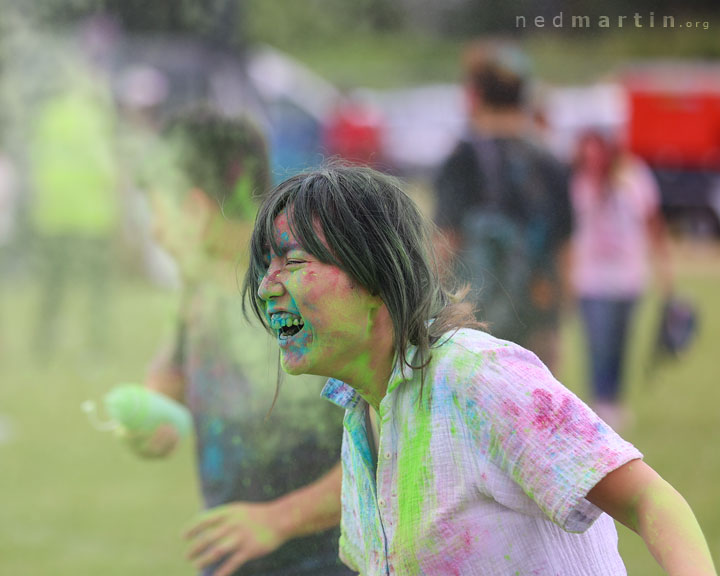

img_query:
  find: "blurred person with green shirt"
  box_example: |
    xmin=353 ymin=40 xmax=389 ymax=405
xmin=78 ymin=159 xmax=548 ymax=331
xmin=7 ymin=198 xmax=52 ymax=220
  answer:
xmin=29 ymin=64 xmax=119 ymax=361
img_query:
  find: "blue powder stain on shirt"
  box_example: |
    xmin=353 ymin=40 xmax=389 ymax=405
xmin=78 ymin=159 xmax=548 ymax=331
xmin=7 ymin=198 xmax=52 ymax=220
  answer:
xmin=210 ymin=418 xmax=224 ymax=435
xmin=202 ymin=442 xmax=224 ymax=481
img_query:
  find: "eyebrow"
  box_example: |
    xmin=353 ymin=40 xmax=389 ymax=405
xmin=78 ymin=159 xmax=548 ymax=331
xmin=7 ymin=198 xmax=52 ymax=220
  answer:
xmin=263 ymin=241 xmax=306 ymax=258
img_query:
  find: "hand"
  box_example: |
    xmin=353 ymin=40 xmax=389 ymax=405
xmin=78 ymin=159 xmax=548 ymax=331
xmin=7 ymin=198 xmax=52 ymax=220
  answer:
xmin=122 ymin=423 xmax=180 ymax=459
xmin=184 ymin=501 xmax=287 ymax=576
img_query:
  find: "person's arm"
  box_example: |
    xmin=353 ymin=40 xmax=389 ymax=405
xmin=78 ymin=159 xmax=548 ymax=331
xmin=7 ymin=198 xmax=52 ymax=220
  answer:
xmin=647 ymin=209 xmax=673 ymax=297
xmin=184 ymin=461 xmax=343 ymax=576
xmin=587 ymin=459 xmax=716 ymax=575
xmin=556 ymin=238 xmax=575 ymax=312
xmin=146 ymin=344 xmax=186 ymax=403
xmin=123 ymin=346 xmax=187 ymax=459
xmin=433 ymin=227 xmax=462 ymax=280
xmin=633 ymin=157 xmax=673 ymax=297
xmin=432 ymin=144 xmax=474 ymax=280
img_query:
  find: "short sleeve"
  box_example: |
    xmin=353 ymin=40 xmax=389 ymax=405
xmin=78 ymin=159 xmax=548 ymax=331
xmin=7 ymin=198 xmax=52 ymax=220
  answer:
xmin=629 ymin=158 xmax=661 ymax=217
xmin=463 ymin=342 xmax=642 ymax=533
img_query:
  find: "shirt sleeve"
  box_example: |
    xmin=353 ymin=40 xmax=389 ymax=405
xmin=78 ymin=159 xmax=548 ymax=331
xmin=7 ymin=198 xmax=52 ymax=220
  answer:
xmin=464 ymin=342 xmax=642 ymax=533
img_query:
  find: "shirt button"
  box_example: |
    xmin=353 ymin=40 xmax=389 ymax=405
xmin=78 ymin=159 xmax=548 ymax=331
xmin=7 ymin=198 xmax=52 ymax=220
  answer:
xmin=384 ymin=451 xmax=392 ymax=460
xmin=378 ymin=497 xmax=387 ymax=507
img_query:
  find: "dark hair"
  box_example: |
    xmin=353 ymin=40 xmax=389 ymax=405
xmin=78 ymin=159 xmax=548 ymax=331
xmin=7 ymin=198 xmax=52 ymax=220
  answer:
xmin=242 ymin=163 xmax=480 ymax=395
xmin=165 ymin=108 xmax=270 ymax=219
xmin=463 ymin=41 xmax=528 ymax=109
xmin=573 ymin=129 xmax=620 ymax=182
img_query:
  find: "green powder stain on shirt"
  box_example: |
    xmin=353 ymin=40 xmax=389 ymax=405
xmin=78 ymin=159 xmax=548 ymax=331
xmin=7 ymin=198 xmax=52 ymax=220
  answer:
xmin=395 ymin=387 xmax=435 ymax=573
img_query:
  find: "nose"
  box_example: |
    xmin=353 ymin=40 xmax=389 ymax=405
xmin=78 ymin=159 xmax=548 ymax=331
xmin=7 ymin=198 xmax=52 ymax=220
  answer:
xmin=258 ymin=269 xmax=284 ymax=301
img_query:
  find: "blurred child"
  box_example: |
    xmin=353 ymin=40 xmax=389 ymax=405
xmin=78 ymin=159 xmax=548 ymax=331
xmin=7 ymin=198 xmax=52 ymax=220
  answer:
xmin=125 ymin=109 xmax=351 ymax=576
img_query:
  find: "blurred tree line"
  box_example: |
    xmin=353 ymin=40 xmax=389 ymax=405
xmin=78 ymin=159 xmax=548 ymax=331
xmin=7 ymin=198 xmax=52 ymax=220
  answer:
xmin=3 ymin=0 xmax=718 ymax=48
xmin=0 ymin=0 xmax=718 ymax=92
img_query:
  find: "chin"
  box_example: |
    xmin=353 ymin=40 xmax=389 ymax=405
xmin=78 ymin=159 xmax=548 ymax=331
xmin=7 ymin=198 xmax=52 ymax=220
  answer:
xmin=281 ymin=354 xmax=328 ymax=379
xmin=280 ymin=356 xmax=310 ymax=376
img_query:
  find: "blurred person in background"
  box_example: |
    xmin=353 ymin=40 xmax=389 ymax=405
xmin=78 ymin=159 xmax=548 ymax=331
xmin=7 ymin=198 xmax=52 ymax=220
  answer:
xmin=433 ymin=40 xmax=572 ymax=374
xmin=28 ymin=59 xmax=119 ymax=362
xmin=124 ymin=109 xmax=351 ymax=576
xmin=0 ymin=150 xmax=17 ymax=375
xmin=569 ymin=129 xmax=672 ymax=432
xmin=0 ymin=152 xmax=18 ymax=263
xmin=0 ymin=150 xmax=18 ymax=292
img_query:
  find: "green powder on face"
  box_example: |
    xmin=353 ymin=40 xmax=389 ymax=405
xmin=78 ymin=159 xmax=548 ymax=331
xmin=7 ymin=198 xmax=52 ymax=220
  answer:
xmin=394 ymin=389 xmax=435 ymax=571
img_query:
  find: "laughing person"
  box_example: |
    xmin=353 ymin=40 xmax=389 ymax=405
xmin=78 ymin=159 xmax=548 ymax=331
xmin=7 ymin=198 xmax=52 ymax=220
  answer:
xmin=242 ymin=164 xmax=716 ymax=576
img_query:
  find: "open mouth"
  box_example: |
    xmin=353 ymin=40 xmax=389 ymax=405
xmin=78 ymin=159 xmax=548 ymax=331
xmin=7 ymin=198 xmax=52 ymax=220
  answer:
xmin=270 ymin=312 xmax=306 ymax=340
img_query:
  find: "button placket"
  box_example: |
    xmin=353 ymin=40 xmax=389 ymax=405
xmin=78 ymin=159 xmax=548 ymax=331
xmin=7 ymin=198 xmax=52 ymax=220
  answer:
xmin=375 ymin=399 xmax=395 ymax=576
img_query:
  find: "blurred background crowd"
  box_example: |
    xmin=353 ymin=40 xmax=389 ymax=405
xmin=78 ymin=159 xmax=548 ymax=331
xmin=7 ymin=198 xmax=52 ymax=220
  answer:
xmin=0 ymin=1 xmax=718 ymax=575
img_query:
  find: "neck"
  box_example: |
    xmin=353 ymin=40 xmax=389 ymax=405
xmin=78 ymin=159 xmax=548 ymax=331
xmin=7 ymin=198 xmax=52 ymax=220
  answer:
xmin=181 ymin=218 xmax=252 ymax=289
xmin=471 ymin=107 xmax=527 ymax=138
xmin=335 ymin=307 xmax=395 ymax=412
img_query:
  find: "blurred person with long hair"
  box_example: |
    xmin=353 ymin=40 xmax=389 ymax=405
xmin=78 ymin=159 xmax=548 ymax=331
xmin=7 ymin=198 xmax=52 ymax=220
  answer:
xmin=244 ymin=163 xmax=714 ymax=575
xmin=569 ymin=129 xmax=672 ymax=431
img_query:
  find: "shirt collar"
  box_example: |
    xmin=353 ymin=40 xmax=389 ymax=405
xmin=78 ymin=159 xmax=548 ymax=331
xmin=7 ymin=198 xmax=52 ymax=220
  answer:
xmin=320 ymin=344 xmax=417 ymax=409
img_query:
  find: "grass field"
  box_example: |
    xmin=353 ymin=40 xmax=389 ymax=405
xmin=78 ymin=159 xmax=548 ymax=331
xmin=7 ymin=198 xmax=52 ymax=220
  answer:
xmin=1 ymin=238 xmax=718 ymax=575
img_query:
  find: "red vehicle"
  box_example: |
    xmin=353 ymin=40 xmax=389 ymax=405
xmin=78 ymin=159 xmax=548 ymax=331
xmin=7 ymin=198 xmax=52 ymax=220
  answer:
xmin=621 ymin=63 xmax=720 ymax=235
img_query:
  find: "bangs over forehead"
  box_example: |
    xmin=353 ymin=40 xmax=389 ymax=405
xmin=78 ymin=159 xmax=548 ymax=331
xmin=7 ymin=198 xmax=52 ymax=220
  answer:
xmin=255 ymin=172 xmax=344 ymax=269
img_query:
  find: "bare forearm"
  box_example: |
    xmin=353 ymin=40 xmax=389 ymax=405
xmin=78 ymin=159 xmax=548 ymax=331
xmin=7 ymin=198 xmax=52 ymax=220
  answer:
xmin=648 ymin=212 xmax=673 ymax=294
xmin=588 ymin=460 xmax=716 ymax=576
xmin=433 ymin=228 xmax=460 ymax=281
xmin=634 ymin=477 xmax=716 ymax=575
xmin=146 ymin=347 xmax=186 ymax=403
xmin=272 ymin=462 xmax=342 ymax=540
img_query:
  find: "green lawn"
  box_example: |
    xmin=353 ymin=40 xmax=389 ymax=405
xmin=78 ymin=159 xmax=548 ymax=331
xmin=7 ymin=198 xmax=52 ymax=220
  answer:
xmin=558 ymin=240 xmax=720 ymax=573
xmin=1 ymin=239 xmax=718 ymax=574
xmin=0 ymin=274 xmax=197 ymax=575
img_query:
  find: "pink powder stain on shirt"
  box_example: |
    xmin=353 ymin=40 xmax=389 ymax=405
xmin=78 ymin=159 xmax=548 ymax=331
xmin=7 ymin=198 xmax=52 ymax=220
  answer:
xmin=418 ymin=520 xmax=477 ymax=576
xmin=531 ymin=389 xmax=557 ymax=431
xmin=531 ymin=389 xmax=601 ymax=444
xmin=502 ymin=399 xmax=522 ymax=418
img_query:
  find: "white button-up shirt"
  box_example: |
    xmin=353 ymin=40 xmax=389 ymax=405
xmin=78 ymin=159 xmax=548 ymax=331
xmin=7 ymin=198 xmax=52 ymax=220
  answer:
xmin=321 ymin=329 xmax=642 ymax=575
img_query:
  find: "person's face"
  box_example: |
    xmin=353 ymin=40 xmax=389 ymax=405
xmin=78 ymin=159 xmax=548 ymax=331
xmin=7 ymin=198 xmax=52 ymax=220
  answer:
xmin=257 ymin=212 xmax=381 ymax=378
xmin=579 ymin=136 xmax=612 ymax=176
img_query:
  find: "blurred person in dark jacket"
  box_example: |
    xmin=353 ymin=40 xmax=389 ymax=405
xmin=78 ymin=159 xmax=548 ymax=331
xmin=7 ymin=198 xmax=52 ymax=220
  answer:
xmin=433 ymin=41 xmax=572 ymax=373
